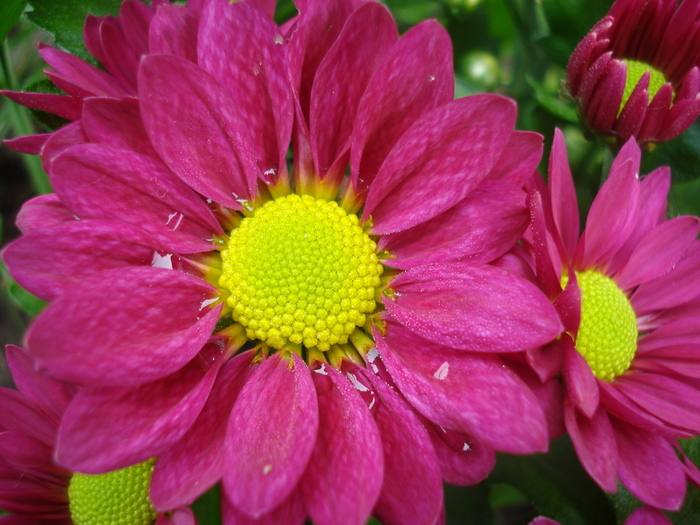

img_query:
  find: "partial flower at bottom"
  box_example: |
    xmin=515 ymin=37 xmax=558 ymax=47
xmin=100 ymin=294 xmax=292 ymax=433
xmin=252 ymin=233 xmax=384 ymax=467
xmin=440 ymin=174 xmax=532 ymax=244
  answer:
xmin=2 ymin=0 xmax=563 ymax=523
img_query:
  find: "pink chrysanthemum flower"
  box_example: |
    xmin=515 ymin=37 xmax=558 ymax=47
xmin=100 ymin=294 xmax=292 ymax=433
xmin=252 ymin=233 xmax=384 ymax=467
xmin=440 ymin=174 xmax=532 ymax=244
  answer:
xmin=525 ymin=129 xmax=700 ymax=510
xmin=566 ymin=0 xmax=700 ymax=146
xmin=3 ymin=0 xmax=563 ymax=522
xmin=529 ymin=505 xmax=672 ymax=525
xmin=0 ymin=346 xmax=194 ymax=524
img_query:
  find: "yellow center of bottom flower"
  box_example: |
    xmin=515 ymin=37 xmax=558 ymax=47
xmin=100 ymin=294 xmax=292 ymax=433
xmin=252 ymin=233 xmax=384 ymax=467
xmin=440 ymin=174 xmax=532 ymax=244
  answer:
xmin=620 ymin=59 xmax=669 ymax=111
xmin=571 ymin=270 xmax=638 ymax=381
xmin=67 ymin=459 xmax=158 ymax=525
xmin=220 ymin=194 xmax=382 ymax=351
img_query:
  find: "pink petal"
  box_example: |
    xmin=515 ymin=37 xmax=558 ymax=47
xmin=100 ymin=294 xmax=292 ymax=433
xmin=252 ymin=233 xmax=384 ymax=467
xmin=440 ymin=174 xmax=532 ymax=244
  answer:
xmin=99 ymin=20 xmax=139 ymax=93
xmin=50 ymin=143 xmax=220 ymax=253
xmin=360 ymin=369 xmax=442 ymax=525
xmin=426 ymin=424 xmax=496 ymax=485
xmin=613 ymin=420 xmax=686 ymax=510
xmin=151 ymin=351 xmax=258 ymax=510
xmin=82 ymin=96 xmax=159 ymax=158
xmin=365 ymin=95 xmax=515 ymax=234
xmin=56 ymin=342 xmax=225 ymax=473
xmin=378 ymin=321 xmax=547 ymax=453
xmin=5 ymin=346 xmax=73 ymax=420
xmin=578 ymin=139 xmax=641 ymax=268
xmin=548 ymin=128 xmax=579 ymax=258
xmin=14 ymin=194 xmax=74 ymax=234
xmin=299 ymin=365 xmax=383 ymax=525
xmin=119 ymin=0 xmax=154 ymax=57
xmin=624 ymin=506 xmax=672 ymax=525
xmin=149 ymin=4 xmax=199 ymax=62
xmin=27 ymin=267 xmax=220 ymax=386
xmin=486 ymin=130 xmax=543 ymax=188
xmin=349 ymin=20 xmax=454 ymax=194
xmin=40 ymin=121 xmax=88 ymax=174
xmin=155 ymin=508 xmax=197 ymax=525
xmin=614 ymin=373 xmax=700 ymax=433
xmin=616 ymin=216 xmax=700 ymax=290
xmin=3 ymin=220 xmax=164 ymax=302
xmin=380 ymin=180 xmax=528 ymax=269
xmin=563 ymin=400 xmax=618 ymax=493
xmin=223 ymin=352 xmax=318 ymax=517
xmin=3 ymin=134 xmax=50 ymax=155
xmin=198 ymin=0 xmax=293 ymax=185
xmin=310 ymin=2 xmax=397 ymax=179
xmin=562 ymin=336 xmax=599 ymax=418
xmin=222 ymin=489 xmax=306 ymax=525
xmin=139 ymin=55 xmax=258 ymax=207
xmin=0 ymin=389 xmax=56 ymax=446
xmin=384 ymin=261 xmax=562 ymax=352
xmin=0 ymin=431 xmax=52 ymax=470
xmin=1 ymin=91 xmax=81 ymax=121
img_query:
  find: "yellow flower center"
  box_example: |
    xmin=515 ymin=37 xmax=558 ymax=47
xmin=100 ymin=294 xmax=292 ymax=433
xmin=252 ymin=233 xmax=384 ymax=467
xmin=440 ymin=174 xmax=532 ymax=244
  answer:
xmin=620 ymin=59 xmax=669 ymax=112
xmin=219 ymin=194 xmax=383 ymax=351
xmin=68 ymin=459 xmax=158 ymax=525
xmin=570 ymin=270 xmax=638 ymax=381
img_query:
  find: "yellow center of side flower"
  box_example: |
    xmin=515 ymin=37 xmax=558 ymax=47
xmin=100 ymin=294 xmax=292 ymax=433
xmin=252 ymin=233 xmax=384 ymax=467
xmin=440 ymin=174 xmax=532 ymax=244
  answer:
xmin=620 ymin=59 xmax=669 ymax=112
xmin=219 ymin=194 xmax=383 ymax=351
xmin=68 ymin=459 xmax=158 ymax=525
xmin=566 ymin=270 xmax=638 ymax=381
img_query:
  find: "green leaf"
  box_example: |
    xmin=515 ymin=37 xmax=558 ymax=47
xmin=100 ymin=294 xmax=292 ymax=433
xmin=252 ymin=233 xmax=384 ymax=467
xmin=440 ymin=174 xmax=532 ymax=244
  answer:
xmin=641 ymin=120 xmax=700 ymax=184
xmin=0 ymin=261 xmax=46 ymax=317
xmin=491 ymin=435 xmax=616 ymax=525
xmin=191 ymin=485 xmax=223 ymax=525
xmin=0 ymin=0 xmax=27 ymax=43
xmin=25 ymin=0 xmax=125 ymax=63
xmin=526 ymin=74 xmax=578 ymax=123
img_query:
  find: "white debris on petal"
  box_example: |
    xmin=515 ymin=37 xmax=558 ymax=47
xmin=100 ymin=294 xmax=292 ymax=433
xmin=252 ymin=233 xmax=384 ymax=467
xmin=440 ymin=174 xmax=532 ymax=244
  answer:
xmin=462 ymin=443 xmax=471 ymax=451
xmin=151 ymin=252 xmax=173 ymax=269
xmin=366 ymin=347 xmax=379 ymax=362
xmin=314 ymin=363 xmax=329 ymax=375
xmin=433 ymin=361 xmax=449 ymax=380
xmin=200 ymin=297 xmax=218 ymax=310
xmin=347 ymin=372 xmax=369 ymax=392
xmin=263 ymin=465 xmax=273 ymax=475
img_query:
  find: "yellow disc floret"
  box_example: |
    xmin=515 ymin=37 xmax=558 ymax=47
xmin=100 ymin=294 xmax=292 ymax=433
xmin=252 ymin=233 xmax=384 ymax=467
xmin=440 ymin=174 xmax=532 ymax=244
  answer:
xmin=573 ymin=270 xmax=638 ymax=381
xmin=68 ymin=459 xmax=158 ymax=525
xmin=219 ymin=194 xmax=383 ymax=351
xmin=620 ymin=59 xmax=669 ymax=112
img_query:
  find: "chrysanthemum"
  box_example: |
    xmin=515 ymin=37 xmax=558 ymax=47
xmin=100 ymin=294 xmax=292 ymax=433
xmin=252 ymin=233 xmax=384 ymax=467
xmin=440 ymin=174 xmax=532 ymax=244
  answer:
xmin=525 ymin=128 xmax=700 ymax=509
xmin=3 ymin=0 xmax=562 ymax=522
xmin=566 ymin=0 xmax=700 ymax=146
xmin=0 ymin=346 xmax=194 ymax=524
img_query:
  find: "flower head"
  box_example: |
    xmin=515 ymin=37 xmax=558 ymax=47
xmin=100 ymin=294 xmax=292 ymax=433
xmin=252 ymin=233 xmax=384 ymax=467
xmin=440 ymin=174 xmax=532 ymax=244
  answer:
xmin=2 ymin=0 xmax=562 ymax=522
xmin=566 ymin=0 xmax=700 ymax=146
xmin=525 ymin=128 xmax=700 ymax=510
xmin=0 ymin=346 xmax=194 ymax=524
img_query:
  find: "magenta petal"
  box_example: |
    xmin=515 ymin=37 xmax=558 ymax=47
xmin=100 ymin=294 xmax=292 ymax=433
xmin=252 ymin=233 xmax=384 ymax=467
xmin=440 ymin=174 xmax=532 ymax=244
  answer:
xmin=99 ymin=20 xmax=139 ymax=93
xmin=13 ymin=195 xmax=73 ymax=234
xmin=82 ymin=97 xmax=159 ymax=159
xmin=384 ymin=262 xmax=561 ymax=352
xmin=3 ymin=220 xmax=164 ymax=302
xmin=139 ymin=54 xmax=258 ymax=207
xmin=223 ymin=352 xmax=318 ymax=517
xmin=564 ymin=400 xmax=618 ymax=493
xmin=378 ymin=321 xmax=547 ymax=453
xmin=613 ymin=420 xmax=686 ymax=510
xmin=365 ymin=95 xmax=516 ymax=234
xmin=548 ymin=128 xmax=579 ymax=257
xmin=198 ymin=0 xmax=293 ymax=184
xmin=614 ymin=373 xmax=700 ymax=432
xmin=0 ymin=432 xmax=52 ymax=470
xmin=0 ymin=389 xmax=55 ymax=446
xmin=27 ymin=267 xmax=220 ymax=386
xmin=56 ymin=344 xmax=224 ymax=473
xmin=3 ymin=134 xmax=50 ymax=155
xmin=426 ymin=424 xmax=496 ymax=485
xmin=149 ymin=5 xmax=199 ymax=62
xmin=363 ymin=370 xmax=443 ymax=525
xmin=579 ymin=139 xmax=641 ymax=268
xmin=222 ymin=489 xmax=306 ymax=525
xmin=299 ymin=365 xmax=383 ymax=525
xmin=155 ymin=508 xmax=197 ymax=525
xmin=487 ymin=130 xmax=543 ymax=187
xmin=616 ymin=216 xmax=700 ymax=290
xmin=624 ymin=506 xmax=672 ymax=525
xmin=1 ymin=91 xmax=81 ymax=121
xmin=562 ymin=336 xmax=599 ymax=418
xmin=310 ymin=2 xmax=397 ymax=178
xmin=50 ymin=143 xmax=220 ymax=253
xmin=40 ymin=122 xmax=88 ymax=174
xmin=151 ymin=351 xmax=258 ymax=510
xmin=5 ymin=345 xmax=73 ymax=420
xmin=381 ymin=180 xmax=528 ymax=269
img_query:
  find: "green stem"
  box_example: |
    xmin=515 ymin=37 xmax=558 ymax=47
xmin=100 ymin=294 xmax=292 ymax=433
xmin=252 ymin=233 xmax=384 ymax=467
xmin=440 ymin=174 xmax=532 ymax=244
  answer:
xmin=0 ymin=38 xmax=51 ymax=194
